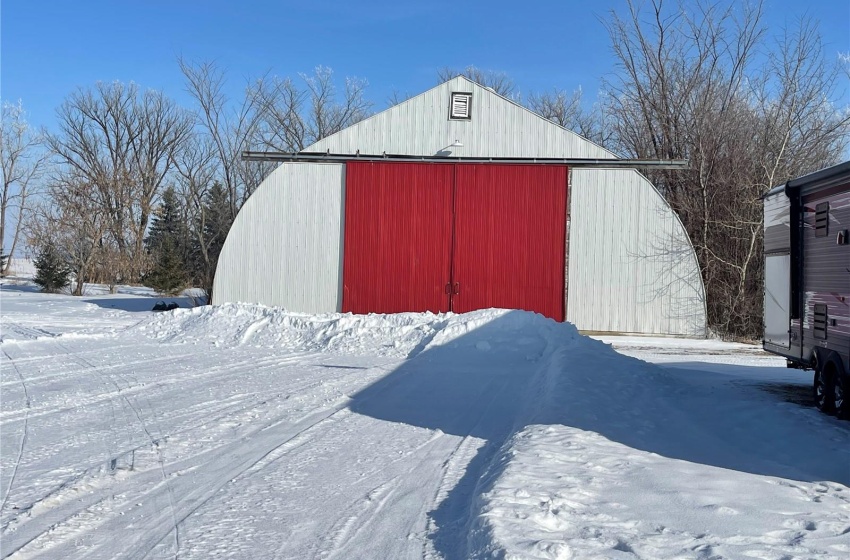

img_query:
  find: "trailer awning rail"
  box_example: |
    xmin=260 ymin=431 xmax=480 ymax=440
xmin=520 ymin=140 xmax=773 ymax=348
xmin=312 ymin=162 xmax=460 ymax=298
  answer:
xmin=242 ymin=151 xmax=689 ymax=169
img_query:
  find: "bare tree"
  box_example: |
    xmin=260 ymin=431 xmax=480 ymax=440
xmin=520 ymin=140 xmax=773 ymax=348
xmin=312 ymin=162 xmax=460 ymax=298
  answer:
xmin=527 ymin=87 xmax=614 ymax=146
xmin=46 ymin=82 xmax=193 ymax=284
xmin=602 ymin=0 xmax=850 ymax=338
xmin=179 ymin=58 xmax=269 ymax=216
xmin=173 ymin=133 xmax=217 ymax=297
xmin=253 ymin=66 xmax=372 ymax=152
xmin=1 ymin=101 xmax=47 ymax=274
xmin=178 ymin=61 xmax=371 ymax=299
xmin=26 ymin=178 xmax=111 ymax=296
xmin=386 ymin=89 xmax=413 ymax=108
xmin=437 ymin=66 xmax=518 ymax=99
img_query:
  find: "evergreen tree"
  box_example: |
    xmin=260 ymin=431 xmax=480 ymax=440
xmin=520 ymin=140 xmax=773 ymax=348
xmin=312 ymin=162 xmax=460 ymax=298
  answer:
xmin=145 ymin=237 xmax=186 ymax=295
xmin=0 ymin=253 xmax=6 ymax=277
xmin=145 ymin=187 xmax=184 ymax=255
xmin=33 ymin=243 xmax=72 ymax=293
xmin=145 ymin=187 xmax=188 ymax=292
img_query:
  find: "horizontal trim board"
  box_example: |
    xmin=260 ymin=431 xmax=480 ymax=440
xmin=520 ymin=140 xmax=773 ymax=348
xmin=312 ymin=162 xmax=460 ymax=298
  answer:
xmin=242 ymin=151 xmax=689 ymax=169
xmin=801 ymin=182 xmax=850 ymax=203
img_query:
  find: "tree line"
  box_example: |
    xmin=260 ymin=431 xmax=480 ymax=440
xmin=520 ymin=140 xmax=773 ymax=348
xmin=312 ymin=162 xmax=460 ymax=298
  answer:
xmin=2 ymin=0 xmax=848 ymax=339
xmin=4 ymin=62 xmax=371 ymax=299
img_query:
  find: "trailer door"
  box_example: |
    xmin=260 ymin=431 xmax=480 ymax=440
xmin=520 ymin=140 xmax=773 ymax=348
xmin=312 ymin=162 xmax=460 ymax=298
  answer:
xmin=764 ymin=254 xmax=791 ymax=347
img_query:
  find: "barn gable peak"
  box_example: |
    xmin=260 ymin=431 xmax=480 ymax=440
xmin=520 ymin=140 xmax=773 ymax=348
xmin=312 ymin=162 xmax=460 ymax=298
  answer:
xmin=305 ymin=76 xmax=614 ymax=160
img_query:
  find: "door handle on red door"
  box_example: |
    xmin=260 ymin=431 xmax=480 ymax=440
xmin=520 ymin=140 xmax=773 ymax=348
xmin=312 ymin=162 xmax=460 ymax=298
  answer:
xmin=445 ymin=283 xmax=452 ymax=294
xmin=453 ymin=282 xmax=460 ymax=294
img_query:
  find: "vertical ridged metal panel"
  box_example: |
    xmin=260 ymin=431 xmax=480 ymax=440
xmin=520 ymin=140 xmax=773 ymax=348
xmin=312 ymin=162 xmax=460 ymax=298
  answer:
xmin=801 ymin=190 xmax=850 ymax=357
xmin=214 ymin=75 xmax=708 ymax=335
xmin=452 ymin=164 xmax=567 ymax=321
xmin=212 ymin=163 xmax=345 ymax=313
xmin=307 ymin=77 xmax=614 ymax=160
xmin=342 ymin=162 xmax=454 ymax=314
xmin=567 ymin=169 xmax=707 ymax=335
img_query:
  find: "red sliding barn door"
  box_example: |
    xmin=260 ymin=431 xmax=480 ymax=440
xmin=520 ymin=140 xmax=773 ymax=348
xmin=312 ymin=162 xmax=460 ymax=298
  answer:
xmin=342 ymin=162 xmax=567 ymax=321
xmin=342 ymin=162 xmax=454 ymax=314
xmin=452 ymin=164 xmax=567 ymax=321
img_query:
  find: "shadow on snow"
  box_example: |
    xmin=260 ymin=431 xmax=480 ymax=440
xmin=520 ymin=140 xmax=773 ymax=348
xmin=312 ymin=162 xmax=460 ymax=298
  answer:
xmin=344 ymin=313 xmax=850 ymax=558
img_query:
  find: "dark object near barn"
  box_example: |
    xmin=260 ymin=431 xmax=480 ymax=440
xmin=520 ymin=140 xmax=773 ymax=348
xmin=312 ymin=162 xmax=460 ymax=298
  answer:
xmin=152 ymin=301 xmax=179 ymax=312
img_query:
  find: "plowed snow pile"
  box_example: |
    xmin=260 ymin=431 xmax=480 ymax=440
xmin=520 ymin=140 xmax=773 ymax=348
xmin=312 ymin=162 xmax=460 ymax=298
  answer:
xmin=2 ymin=288 xmax=849 ymax=559
xmin=135 ymin=303 xmax=556 ymax=358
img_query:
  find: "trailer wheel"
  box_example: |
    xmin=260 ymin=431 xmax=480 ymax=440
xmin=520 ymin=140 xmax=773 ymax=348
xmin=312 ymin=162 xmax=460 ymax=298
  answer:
xmin=836 ymin=372 xmax=848 ymax=420
xmin=813 ymin=358 xmax=833 ymax=414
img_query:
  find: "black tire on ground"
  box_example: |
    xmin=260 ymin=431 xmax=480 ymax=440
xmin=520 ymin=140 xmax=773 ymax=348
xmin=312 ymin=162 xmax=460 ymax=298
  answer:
xmin=835 ymin=371 xmax=849 ymax=420
xmin=813 ymin=358 xmax=834 ymax=414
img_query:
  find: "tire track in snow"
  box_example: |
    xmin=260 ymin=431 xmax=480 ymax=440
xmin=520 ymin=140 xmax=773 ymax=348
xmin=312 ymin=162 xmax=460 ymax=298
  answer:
xmin=136 ymin=356 xmax=434 ymax=559
xmin=0 ymin=348 xmax=30 ymax=520
xmin=298 ymin=356 xmax=547 ymax=559
xmin=10 ymin=314 xmax=542 ymax=559
xmin=0 ymin=343 xmax=366 ymax=548
xmin=0 ymin=351 xmax=187 ymax=390
xmin=8 ymin=345 xmax=389 ymax=560
xmin=53 ymin=339 xmax=182 ymax=559
xmin=96 ymin=401 xmax=358 ymax=560
xmin=306 ymin=428 xmax=457 ymax=560
xmin=3 ymin=395 xmax=355 ymax=559
xmin=0 ymin=322 xmax=56 ymax=343
xmin=319 ymin=477 xmax=402 ymax=560
xmin=0 ymin=348 xmax=325 ymax=424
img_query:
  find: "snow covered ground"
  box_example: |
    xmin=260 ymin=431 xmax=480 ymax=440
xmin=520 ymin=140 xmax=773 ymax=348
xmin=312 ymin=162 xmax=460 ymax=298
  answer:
xmin=1 ymin=282 xmax=849 ymax=559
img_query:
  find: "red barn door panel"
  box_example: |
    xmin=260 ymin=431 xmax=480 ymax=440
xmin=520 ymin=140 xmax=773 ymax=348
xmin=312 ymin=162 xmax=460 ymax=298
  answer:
xmin=343 ymin=162 xmax=454 ymax=314
xmin=452 ymin=164 xmax=567 ymax=321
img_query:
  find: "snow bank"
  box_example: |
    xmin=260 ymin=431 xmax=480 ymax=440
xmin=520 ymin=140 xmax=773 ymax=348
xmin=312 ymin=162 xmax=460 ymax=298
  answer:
xmin=5 ymin=289 xmax=850 ymax=558
xmin=119 ymin=303 xmax=850 ymax=559
xmin=131 ymin=303 xmax=569 ymax=358
xmin=470 ymin=425 xmax=850 ymax=559
xmin=465 ymin=327 xmax=850 ymax=559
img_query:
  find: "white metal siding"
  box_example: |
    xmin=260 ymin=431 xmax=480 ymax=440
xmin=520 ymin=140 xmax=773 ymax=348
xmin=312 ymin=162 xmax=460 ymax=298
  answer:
xmin=214 ymin=77 xmax=708 ymax=336
xmin=567 ymin=169 xmax=707 ymax=336
xmin=212 ymin=163 xmax=345 ymax=313
xmin=307 ymin=77 xmax=614 ymax=159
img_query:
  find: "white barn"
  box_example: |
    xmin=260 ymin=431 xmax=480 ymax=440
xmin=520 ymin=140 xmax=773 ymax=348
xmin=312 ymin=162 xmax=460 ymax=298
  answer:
xmin=213 ymin=77 xmax=706 ymax=336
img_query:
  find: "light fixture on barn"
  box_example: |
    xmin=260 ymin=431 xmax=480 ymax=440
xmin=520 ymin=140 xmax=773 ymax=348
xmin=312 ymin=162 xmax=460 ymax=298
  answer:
xmin=431 ymin=139 xmax=464 ymax=156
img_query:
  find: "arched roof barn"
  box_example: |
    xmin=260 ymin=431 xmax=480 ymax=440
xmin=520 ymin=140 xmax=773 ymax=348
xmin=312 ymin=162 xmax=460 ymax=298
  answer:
xmin=213 ymin=77 xmax=706 ymax=336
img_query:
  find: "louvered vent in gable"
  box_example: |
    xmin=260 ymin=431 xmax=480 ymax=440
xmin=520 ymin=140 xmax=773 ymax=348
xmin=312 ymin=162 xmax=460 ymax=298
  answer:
xmin=449 ymin=92 xmax=472 ymax=120
xmin=815 ymin=202 xmax=829 ymax=238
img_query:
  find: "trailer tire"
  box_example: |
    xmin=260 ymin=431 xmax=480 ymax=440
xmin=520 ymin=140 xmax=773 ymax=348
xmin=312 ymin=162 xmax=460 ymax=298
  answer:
xmin=813 ymin=356 xmax=833 ymax=414
xmin=836 ymin=371 xmax=849 ymax=420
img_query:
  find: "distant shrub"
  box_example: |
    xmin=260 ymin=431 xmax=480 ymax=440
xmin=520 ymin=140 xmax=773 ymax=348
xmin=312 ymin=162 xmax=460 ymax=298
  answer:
xmin=33 ymin=243 xmax=72 ymax=293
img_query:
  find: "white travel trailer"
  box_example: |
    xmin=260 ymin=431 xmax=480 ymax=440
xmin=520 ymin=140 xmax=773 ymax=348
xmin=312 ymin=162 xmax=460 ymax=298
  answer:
xmin=763 ymin=161 xmax=850 ymax=418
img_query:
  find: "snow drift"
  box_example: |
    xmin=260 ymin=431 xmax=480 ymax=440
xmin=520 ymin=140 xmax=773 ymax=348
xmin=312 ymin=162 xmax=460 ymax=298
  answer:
xmin=2 ymin=292 xmax=849 ymax=559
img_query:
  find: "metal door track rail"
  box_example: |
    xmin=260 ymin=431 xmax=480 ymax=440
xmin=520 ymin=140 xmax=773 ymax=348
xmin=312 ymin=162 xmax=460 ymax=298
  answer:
xmin=242 ymin=151 xmax=689 ymax=169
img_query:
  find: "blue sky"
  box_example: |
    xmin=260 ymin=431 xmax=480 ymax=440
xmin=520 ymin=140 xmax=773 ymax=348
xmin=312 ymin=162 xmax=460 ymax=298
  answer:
xmin=1 ymin=0 xmax=849 ymax=131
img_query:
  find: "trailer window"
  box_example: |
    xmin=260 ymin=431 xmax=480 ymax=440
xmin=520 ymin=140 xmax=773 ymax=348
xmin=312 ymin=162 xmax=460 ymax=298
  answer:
xmin=815 ymin=202 xmax=829 ymax=238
